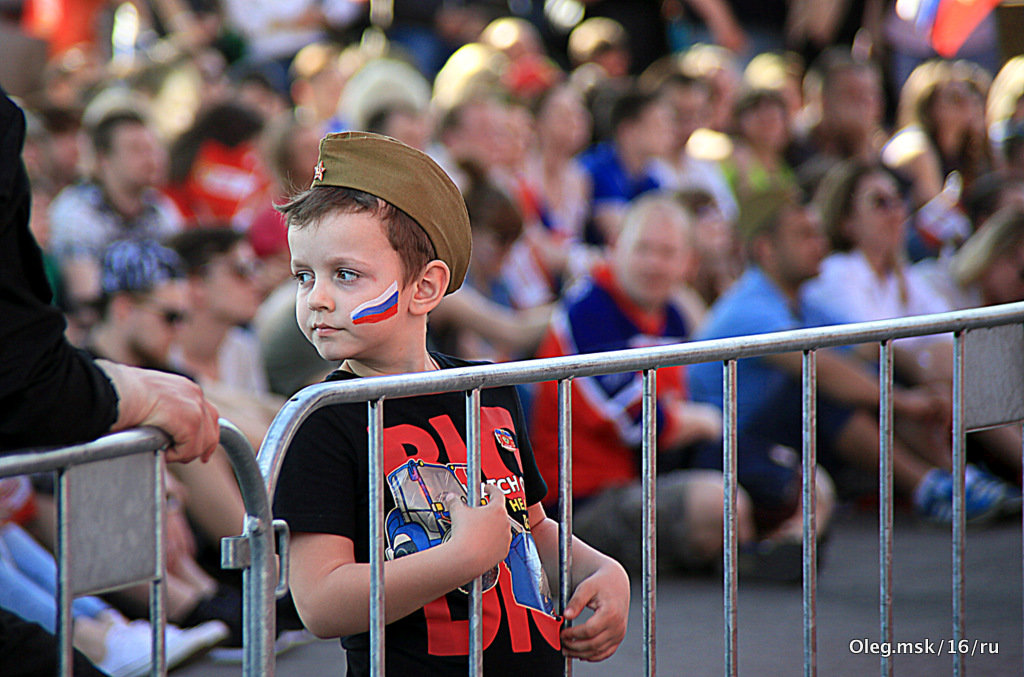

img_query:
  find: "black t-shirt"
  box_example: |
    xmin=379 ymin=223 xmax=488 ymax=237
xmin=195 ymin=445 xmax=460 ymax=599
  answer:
xmin=273 ymin=353 xmax=563 ymax=676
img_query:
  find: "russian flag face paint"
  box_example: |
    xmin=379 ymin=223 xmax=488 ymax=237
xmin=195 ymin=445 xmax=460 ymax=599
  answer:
xmin=350 ymin=281 xmax=399 ymax=325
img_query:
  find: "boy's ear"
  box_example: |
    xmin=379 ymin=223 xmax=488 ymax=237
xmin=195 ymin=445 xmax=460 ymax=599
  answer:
xmin=407 ymin=260 xmax=450 ymax=316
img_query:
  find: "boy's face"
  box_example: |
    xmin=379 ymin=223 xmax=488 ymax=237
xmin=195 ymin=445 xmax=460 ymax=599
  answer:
xmin=289 ymin=210 xmax=411 ymax=364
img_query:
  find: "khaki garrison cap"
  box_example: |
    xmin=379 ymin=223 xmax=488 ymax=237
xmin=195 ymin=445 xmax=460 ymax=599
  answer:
xmin=311 ymin=131 xmax=471 ymax=295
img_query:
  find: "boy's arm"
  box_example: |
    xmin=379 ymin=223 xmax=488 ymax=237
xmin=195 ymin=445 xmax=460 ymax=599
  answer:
xmin=289 ymin=484 xmax=512 ymax=638
xmin=528 ymin=503 xmax=629 ymax=662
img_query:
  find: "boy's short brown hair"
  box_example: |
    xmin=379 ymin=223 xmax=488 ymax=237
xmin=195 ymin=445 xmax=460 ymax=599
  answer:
xmin=276 ymin=186 xmax=436 ymax=288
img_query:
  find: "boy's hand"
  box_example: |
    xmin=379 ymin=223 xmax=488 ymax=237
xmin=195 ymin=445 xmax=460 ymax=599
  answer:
xmin=441 ymin=483 xmax=512 ymax=578
xmin=561 ymin=558 xmax=630 ymax=662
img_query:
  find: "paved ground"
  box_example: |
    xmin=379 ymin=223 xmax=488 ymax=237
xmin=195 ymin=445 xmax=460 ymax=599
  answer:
xmin=178 ymin=505 xmax=1022 ymax=676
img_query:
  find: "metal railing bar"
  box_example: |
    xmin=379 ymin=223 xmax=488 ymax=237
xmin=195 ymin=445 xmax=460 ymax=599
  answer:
xmin=723 ymin=360 xmax=738 ymax=677
xmin=641 ymin=370 xmax=657 ymax=677
xmin=952 ymin=332 xmax=966 ymax=677
xmin=879 ymin=341 xmax=894 ymax=677
xmin=557 ymin=378 xmax=574 ymax=677
xmin=151 ymin=452 xmax=167 ymax=676
xmin=218 ymin=421 xmax=277 ymax=675
xmin=368 ymin=398 xmax=386 ymax=677
xmin=0 ymin=427 xmax=171 ymax=478
xmin=466 ymin=389 xmax=484 ymax=677
xmin=801 ymin=350 xmax=817 ymax=677
xmin=56 ymin=467 xmax=73 ymax=677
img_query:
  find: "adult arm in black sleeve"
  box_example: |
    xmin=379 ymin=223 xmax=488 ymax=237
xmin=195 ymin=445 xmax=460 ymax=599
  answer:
xmin=0 ymin=88 xmax=120 ymax=451
xmin=0 ymin=91 xmax=220 ymax=463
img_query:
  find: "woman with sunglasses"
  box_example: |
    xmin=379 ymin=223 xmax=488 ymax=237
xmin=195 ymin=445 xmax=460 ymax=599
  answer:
xmin=806 ymin=160 xmax=951 ymax=377
xmin=805 ymin=160 xmax=1023 ymax=498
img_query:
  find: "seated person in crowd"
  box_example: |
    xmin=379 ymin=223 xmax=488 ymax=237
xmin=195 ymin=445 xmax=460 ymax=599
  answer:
xmin=577 ymin=89 xmax=670 ymax=245
xmin=531 ymin=194 xmax=764 ymax=575
xmin=429 ymin=163 xmax=553 ymax=363
xmin=48 ymin=109 xmax=183 ymax=337
xmin=166 ymin=228 xmax=269 ymax=393
xmin=39 ymin=240 xmax=245 ymax=645
xmin=805 ymin=160 xmax=952 ymax=377
xmin=688 ymin=191 xmax=1019 ymax=526
xmin=942 ymin=207 xmax=1024 ymax=310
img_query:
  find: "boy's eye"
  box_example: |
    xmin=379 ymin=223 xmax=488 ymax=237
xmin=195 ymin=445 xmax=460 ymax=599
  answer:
xmin=293 ymin=271 xmax=313 ymax=285
xmin=337 ymin=269 xmax=359 ymax=282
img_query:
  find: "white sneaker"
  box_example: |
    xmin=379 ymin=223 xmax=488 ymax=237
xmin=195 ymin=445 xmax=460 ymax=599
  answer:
xmin=97 ymin=618 xmax=228 ymax=677
xmin=166 ymin=620 xmax=230 ymax=670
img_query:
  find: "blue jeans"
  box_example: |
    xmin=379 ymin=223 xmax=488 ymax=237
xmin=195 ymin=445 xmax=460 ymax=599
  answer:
xmin=0 ymin=523 xmax=107 ymax=633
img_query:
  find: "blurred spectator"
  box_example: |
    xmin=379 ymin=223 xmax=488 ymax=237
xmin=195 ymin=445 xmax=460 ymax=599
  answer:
xmin=517 ymin=83 xmax=596 ymax=286
xmin=525 ymin=83 xmax=592 ymax=242
xmin=805 ymin=160 xmax=951 ymax=373
xmin=648 ymin=71 xmax=738 ymax=220
xmin=884 ymin=59 xmax=995 ymax=211
xmin=88 ymin=239 xmax=190 ymax=371
xmin=790 ymin=48 xmax=886 ymax=189
xmin=567 ymin=17 xmax=630 ymax=79
xmin=219 ymin=0 xmax=362 ymax=66
xmin=531 ymin=194 xmax=743 ymax=575
xmin=679 ymin=43 xmax=742 ymax=133
xmin=689 ymin=190 xmax=1017 ymax=525
xmin=341 ymin=57 xmax=432 ymax=142
xmin=429 ymin=162 xmax=552 ymax=362
xmin=675 ymin=187 xmax=742 ymax=306
xmin=364 ymin=101 xmax=432 ymax=151
xmin=577 ymin=1 xmax=669 ymax=75
xmin=289 ymin=42 xmax=347 ymax=134
xmin=578 ymin=88 xmax=670 ymax=245
xmin=48 ymin=108 xmax=182 ymax=333
xmin=723 ymin=88 xmax=797 ymax=200
xmin=742 ymin=51 xmax=804 ymax=121
xmin=166 ymin=228 xmax=268 ymax=392
xmin=71 ymin=239 xmax=246 ymax=647
xmin=480 ymin=16 xmax=561 ymax=105
xmin=434 ymin=93 xmax=510 ymax=190
xmin=22 ymin=105 xmax=82 ymax=192
xmin=165 ymin=101 xmax=275 ymax=228
xmin=937 ymin=207 xmax=1024 ymax=310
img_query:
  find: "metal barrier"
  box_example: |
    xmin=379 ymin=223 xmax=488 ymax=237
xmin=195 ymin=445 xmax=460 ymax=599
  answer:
xmin=258 ymin=301 xmax=1024 ymax=677
xmin=0 ymin=419 xmax=284 ymax=677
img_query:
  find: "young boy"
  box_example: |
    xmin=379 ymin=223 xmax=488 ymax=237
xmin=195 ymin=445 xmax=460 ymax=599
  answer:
xmin=271 ymin=132 xmax=629 ymax=676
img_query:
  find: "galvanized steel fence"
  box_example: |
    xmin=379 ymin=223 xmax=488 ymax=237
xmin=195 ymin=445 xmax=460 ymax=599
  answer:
xmin=3 ymin=301 xmax=1022 ymax=676
xmin=0 ymin=420 xmax=284 ymax=677
xmin=257 ymin=300 xmax=1024 ymax=677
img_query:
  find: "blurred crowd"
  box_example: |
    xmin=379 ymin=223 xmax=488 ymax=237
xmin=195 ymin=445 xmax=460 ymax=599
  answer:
xmin=4 ymin=0 xmax=1024 ymax=669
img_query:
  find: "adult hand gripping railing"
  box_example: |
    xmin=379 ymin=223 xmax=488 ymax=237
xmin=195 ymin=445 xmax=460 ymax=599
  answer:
xmin=0 ymin=419 xmax=285 ymax=677
xmin=257 ymin=300 xmax=1024 ymax=677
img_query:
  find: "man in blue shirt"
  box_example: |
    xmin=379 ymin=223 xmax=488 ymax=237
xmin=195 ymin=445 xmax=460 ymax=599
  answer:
xmin=689 ymin=191 xmax=1017 ymax=529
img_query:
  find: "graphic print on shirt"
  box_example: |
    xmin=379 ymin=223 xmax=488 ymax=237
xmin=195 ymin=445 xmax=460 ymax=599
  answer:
xmin=383 ymin=457 xmax=553 ymax=615
xmin=380 ymin=407 xmax=561 ymax=656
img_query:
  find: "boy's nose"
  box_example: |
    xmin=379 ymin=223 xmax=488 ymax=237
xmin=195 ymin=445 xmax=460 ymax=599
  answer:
xmin=306 ymin=280 xmax=334 ymax=312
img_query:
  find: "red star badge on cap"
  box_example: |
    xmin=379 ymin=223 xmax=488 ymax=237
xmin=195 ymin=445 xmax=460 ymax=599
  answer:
xmin=313 ymin=161 xmax=325 ymax=182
